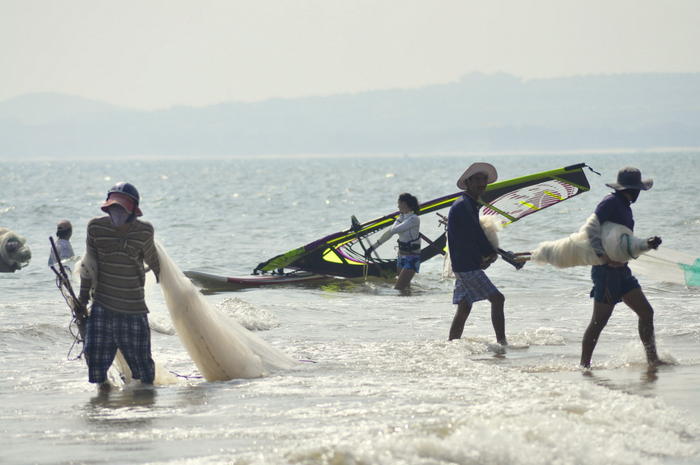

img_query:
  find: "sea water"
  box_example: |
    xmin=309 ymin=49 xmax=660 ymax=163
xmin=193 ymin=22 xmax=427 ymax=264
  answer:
xmin=1 ymin=152 xmax=699 ymax=465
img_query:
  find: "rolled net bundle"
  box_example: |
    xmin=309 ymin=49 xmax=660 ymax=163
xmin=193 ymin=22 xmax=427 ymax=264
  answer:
xmin=530 ymin=214 xmax=649 ymax=268
xmin=0 ymin=227 xmax=32 ymax=272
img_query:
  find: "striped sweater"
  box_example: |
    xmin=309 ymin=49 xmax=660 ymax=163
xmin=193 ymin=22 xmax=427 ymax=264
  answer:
xmin=79 ymin=216 xmax=160 ymax=314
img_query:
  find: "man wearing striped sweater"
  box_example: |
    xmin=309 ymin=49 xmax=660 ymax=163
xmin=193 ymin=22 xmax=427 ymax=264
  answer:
xmin=79 ymin=182 xmax=160 ymax=390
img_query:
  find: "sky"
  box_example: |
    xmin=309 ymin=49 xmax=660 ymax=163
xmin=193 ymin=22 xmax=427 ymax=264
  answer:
xmin=2 ymin=0 xmax=699 ymax=110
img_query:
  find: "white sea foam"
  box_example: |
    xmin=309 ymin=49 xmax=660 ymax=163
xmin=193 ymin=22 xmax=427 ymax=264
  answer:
xmin=233 ymin=355 xmax=699 ymax=465
xmin=216 ymin=297 xmax=280 ymax=331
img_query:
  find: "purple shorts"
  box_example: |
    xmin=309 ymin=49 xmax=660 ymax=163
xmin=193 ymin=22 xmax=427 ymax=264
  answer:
xmin=453 ymin=270 xmax=498 ymax=305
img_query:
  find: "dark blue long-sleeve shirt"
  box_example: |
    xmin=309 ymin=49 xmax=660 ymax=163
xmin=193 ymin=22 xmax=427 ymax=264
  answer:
xmin=594 ymin=191 xmax=634 ymax=230
xmin=448 ymin=194 xmax=496 ymax=272
xmin=590 ymin=191 xmax=634 ymax=257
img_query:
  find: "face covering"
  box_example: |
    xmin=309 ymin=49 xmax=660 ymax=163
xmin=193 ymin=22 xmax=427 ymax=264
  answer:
xmin=108 ymin=205 xmax=131 ymax=226
xmin=625 ymin=189 xmax=641 ymax=203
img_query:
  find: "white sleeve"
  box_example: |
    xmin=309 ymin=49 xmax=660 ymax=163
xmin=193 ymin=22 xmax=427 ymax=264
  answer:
xmin=59 ymin=241 xmax=75 ymax=260
xmin=390 ymin=215 xmax=419 ymax=234
xmin=372 ymin=229 xmax=395 ymax=248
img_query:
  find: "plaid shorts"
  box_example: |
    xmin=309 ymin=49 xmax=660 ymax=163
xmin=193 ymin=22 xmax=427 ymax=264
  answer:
xmin=84 ymin=303 xmax=155 ymax=384
xmin=453 ymin=270 xmax=499 ymax=305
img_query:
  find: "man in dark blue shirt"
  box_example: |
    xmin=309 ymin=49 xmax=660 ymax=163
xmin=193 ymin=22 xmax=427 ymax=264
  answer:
xmin=581 ymin=167 xmax=663 ymax=368
xmin=447 ymin=162 xmax=506 ymax=344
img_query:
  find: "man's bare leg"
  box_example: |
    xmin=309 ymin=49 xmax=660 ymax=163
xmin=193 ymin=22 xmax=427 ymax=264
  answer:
xmin=449 ymin=300 xmax=471 ymax=340
xmin=395 ymin=268 xmax=416 ymax=290
xmin=488 ymin=292 xmax=507 ymax=344
xmin=581 ymin=301 xmax=615 ymax=368
xmin=622 ymin=287 xmax=662 ymax=366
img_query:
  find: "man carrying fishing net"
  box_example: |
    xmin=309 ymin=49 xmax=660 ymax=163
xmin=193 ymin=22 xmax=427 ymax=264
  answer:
xmin=447 ymin=162 xmax=507 ymax=345
xmin=580 ymin=167 xmax=664 ymax=369
xmin=79 ymin=182 xmax=160 ymax=391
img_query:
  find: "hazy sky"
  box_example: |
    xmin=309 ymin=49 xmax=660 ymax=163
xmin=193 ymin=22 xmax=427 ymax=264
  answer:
xmin=2 ymin=0 xmax=699 ymax=109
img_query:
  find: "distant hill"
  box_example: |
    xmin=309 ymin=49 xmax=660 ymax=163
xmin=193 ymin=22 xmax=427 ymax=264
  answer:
xmin=0 ymin=93 xmax=127 ymax=125
xmin=1 ymin=73 xmax=699 ymax=157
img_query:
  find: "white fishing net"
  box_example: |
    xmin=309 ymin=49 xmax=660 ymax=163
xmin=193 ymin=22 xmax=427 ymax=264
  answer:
xmin=530 ymin=214 xmax=649 ymax=268
xmin=156 ymin=243 xmax=297 ymax=382
xmin=630 ymin=248 xmax=700 ymax=287
xmin=0 ymin=227 xmax=31 ymax=272
xmin=106 ymin=350 xmax=178 ymax=387
xmin=77 ymin=242 xmax=296 ymax=385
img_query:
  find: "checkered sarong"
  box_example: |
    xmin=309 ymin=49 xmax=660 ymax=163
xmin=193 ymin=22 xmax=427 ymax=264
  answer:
xmin=84 ymin=303 xmax=155 ymax=384
xmin=452 ymin=270 xmax=498 ymax=305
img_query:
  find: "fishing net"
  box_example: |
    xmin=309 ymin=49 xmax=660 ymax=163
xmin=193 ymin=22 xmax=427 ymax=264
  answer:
xmin=156 ymin=243 xmax=297 ymax=382
xmin=630 ymin=248 xmax=700 ymax=287
xmin=0 ymin=227 xmax=31 ymax=272
xmin=530 ymin=214 xmax=649 ymax=268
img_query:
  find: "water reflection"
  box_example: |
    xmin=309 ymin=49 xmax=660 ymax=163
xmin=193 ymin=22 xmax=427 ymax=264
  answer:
xmin=89 ymin=386 xmax=157 ymax=408
xmin=85 ymin=386 xmax=158 ymax=428
xmin=580 ymin=364 xmax=668 ymax=398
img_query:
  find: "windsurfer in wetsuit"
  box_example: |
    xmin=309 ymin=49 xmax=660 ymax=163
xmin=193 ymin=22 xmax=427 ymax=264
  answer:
xmin=366 ymin=193 xmax=421 ymax=290
xmin=581 ymin=167 xmax=664 ymax=369
xmin=447 ymin=162 xmax=507 ymax=344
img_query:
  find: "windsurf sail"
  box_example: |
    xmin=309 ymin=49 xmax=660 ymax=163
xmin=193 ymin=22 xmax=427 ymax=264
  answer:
xmin=253 ymin=163 xmax=593 ymax=278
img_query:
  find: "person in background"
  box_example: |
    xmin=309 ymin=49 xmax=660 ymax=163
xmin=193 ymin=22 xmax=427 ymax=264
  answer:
xmin=447 ymin=162 xmax=507 ymax=345
xmin=48 ymin=220 xmax=75 ymax=273
xmin=366 ymin=193 xmax=421 ymax=290
xmin=79 ymin=182 xmax=160 ymax=391
xmin=581 ymin=167 xmax=664 ymax=369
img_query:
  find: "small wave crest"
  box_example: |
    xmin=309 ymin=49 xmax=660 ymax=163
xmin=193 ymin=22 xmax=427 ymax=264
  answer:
xmin=508 ymin=327 xmax=566 ymax=346
xmin=216 ymin=297 xmax=280 ymax=331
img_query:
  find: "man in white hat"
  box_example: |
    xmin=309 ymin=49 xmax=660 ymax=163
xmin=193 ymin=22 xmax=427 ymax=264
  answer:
xmin=581 ymin=167 xmax=663 ymax=368
xmin=447 ymin=162 xmax=507 ymax=344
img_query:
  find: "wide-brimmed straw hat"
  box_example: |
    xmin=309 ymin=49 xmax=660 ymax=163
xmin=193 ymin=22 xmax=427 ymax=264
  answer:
xmin=605 ymin=167 xmax=653 ymax=191
xmin=457 ymin=162 xmax=498 ymax=190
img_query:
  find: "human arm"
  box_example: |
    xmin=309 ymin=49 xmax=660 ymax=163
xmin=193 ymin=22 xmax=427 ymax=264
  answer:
xmin=464 ymin=208 xmax=497 ymax=258
xmin=370 ymin=229 xmax=394 ymax=251
xmin=78 ymin=229 xmax=96 ymax=305
xmin=368 ymin=215 xmax=410 ymax=249
xmin=449 ymin=199 xmax=496 ymax=267
xmin=143 ymin=228 xmax=160 ymax=282
xmin=480 ymin=253 xmax=498 ymax=269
